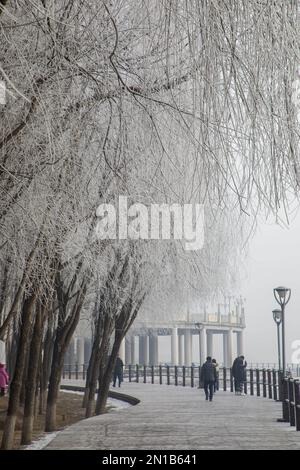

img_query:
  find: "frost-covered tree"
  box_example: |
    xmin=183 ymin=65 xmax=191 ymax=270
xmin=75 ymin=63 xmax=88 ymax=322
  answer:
xmin=0 ymin=0 xmax=300 ymax=448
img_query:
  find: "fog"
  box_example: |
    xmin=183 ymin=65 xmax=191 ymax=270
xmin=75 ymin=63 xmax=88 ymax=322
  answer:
xmin=158 ymin=213 xmax=300 ymax=366
xmin=242 ymin=214 xmax=300 ymax=365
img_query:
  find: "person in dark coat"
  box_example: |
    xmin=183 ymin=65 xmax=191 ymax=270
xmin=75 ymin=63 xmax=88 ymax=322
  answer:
xmin=200 ymin=356 xmax=217 ymax=401
xmin=232 ymin=355 xmax=247 ymax=395
xmin=113 ymin=355 xmax=124 ymax=388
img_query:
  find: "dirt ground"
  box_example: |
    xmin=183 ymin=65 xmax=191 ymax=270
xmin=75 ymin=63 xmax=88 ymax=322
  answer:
xmin=0 ymin=391 xmax=112 ymax=449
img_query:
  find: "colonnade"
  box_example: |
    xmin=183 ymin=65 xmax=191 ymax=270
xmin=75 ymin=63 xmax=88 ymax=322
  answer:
xmin=121 ymin=328 xmax=244 ymax=367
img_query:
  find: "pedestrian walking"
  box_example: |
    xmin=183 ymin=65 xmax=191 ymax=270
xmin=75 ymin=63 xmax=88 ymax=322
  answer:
xmin=113 ymin=355 xmax=124 ymax=388
xmin=232 ymin=355 xmax=247 ymax=395
xmin=0 ymin=363 xmax=9 ymax=397
xmin=200 ymin=356 xmax=217 ymax=401
xmin=212 ymin=358 xmax=219 ymax=392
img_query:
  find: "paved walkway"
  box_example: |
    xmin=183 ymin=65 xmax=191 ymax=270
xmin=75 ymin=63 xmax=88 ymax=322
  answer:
xmin=46 ymin=382 xmax=300 ymax=450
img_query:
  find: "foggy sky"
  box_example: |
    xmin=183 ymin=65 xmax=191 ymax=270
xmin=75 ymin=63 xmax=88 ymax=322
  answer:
xmin=241 ymin=213 xmax=300 ymax=365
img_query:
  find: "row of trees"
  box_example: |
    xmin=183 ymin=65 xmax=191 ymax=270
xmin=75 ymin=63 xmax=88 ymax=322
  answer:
xmin=0 ymin=0 xmax=299 ymax=449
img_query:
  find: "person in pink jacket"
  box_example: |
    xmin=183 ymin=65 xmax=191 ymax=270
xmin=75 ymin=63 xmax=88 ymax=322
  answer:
xmin=0 ymin=363 xmax=9 ymax=396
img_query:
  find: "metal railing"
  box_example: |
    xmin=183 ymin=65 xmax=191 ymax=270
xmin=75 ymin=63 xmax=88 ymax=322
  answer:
xmin=282 ymin=377 xmax=300 ymax=431
xmin=62 ymin=363 xmax=300 ymax=431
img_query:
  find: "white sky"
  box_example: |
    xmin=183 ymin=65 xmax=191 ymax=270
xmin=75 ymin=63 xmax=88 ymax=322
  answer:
xmin=158 ymin=212 xmax=300 ymax=367
xmin=241 ymin=213 xmax=300 ymax=365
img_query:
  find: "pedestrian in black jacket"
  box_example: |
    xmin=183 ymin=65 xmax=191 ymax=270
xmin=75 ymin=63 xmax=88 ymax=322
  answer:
xmin=113 ymin=355 xmax=124 ymax=387
xmin=200 ymin=357 xmax=217 ymax=401
xmin=232 ymin=355 xmax=247 ymax=395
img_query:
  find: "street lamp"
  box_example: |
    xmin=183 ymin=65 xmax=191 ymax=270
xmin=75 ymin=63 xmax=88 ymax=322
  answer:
xmin=273 ymin=286 xmax=291 ymax=376
xmin=272 ymin=309 xmax=282 ymax=371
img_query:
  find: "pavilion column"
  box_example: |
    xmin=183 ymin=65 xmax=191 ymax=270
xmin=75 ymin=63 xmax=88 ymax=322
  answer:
xmin=178 ymin=334 xmax=184 ymax=366
xmin=130 ymin=335 xmax=136 ymax=364
xmin=149 ymin=333 xmax=158 ymax=366
xmin=77 ymin=337 xmax=85 ymax=366
xmin=207 ymin=331 xmax=213 ymax=357
xmin=139 ymin=335 xmax=148 ymax=365
xmin=171 ymin=328 xmax=178 ymax=365
xmin=225 ymin=329 xmax=233 ymax=368
xmin=68 ymin=339 xmax=75 ymax=366
xmin=237 ymin=331 xmax=244 ymax=357
xmin=199 ymin=327 xmax=207 ymax=365
xmin=119 ymin=337 xmax=125 ymax=363
xmin=125 ymin=336 xmax=131 ymax=365
xmin=223 ymin=333 xmax=228 ymax=368
xmin=184 ymin=329 xmax=192 ymax=366
xmin=84 ymin=338 xmax=92 ymax=364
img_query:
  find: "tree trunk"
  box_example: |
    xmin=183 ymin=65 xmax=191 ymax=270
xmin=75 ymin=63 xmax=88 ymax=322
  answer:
xmin=45 ymin=345 xmax=64 ymax=432
xmin=95 ymin=333 xmax=121 ymax=415
xmin=1 ymin=293 xmax=36 ymax=449
xmin=45 ymin=284 xmax=86 ymax=431
xmin=82 ymin=322 xmax=100 ymax=409
xmin=39 ymin=319 xmax=54 ymax=414
xmin=19 ymin=347 xmax=30 ymax=407
xmin=21 ymin=305 xmax=43 ymax=445
xmin=84 ymin=314 xmax=112 ymax=417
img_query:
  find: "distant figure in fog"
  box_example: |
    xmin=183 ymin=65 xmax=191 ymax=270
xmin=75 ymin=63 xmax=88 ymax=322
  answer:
xmin=200 ymin=356 xmax=217 ymax=402
xmin=0 ymin=363 xmax=9 ymax=396
xmin=113 ymin=355 xmax=124 ymax=388
xmin=212 ymin=359 xmax=219 ymax=392
xmin=232 ymin=355 xmax=247 ymax=395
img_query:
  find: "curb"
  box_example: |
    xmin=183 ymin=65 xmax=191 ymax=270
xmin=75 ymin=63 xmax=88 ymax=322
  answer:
xmin=60 ymin=384 xmax=140 ymax=406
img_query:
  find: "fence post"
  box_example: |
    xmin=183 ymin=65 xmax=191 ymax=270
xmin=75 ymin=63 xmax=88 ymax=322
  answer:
xmin=289 ymin=378 xmax=295 ymax=426
xmin=183 ymin=366 xmax=186 ymax=387
xmin=230 ymin=368 xmax=233 ymax=393
xmin=250 ymin=369 xmax=254 ymax=396
xmin=280 ymin=378 xmax=289 ymax=423
xmin=75 ymin=363 xmax=78 ymax=380
xmin=129 ymin=364 xmax=132 ymax=382
xmin=83 ymin=364 xmax=86 ymax=381
xmin=267 ymin=370 xmax=272 ymax=399
xmin=175 ymin=366 xmax=178 ymax=386
xmin=294 ymin=380 xmax=300 ymax=431
xmin=272 ymin=369 xmax=278 ymax=401
xmin=143 ymin=365 xmax=147 ymax=384
xmin=151 ymin=365 xmax=154 ymax=384
xmin=278 ymin=370 xmax=284 ymax=402
xmin=256 ymin=369 xmax=260 ymax=396
xmin=159 ymin=365 xmax=162 ymax=385
xmin=62 ymin=365 xmax=65 ymax=380
xmin=244 ymin=370 xmax=248 ymax=395
xmin=262 ymin=369 xmax=267 ymax=398
xmin=198 ymin=366 xmax=202 ymax=389
xmin=136 ymin=364 xmax=139 ymax=383
xmin=191 ymin=366 xmax=194 ymax=388
xmin=167 ymin=365 xmax=170 ymax=385
xmin=223 ymin=367 xmax=227 ymax=391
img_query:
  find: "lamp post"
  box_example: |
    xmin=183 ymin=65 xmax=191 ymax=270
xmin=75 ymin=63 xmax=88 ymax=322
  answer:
xmin=273 ymin=286 xmax=291 ymax=377
xmin=272 ymin=309 xmax=282 ymax=371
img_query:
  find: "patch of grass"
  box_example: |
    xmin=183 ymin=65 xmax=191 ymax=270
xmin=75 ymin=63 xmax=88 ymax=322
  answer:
xmin=0 ymin=391 xmax=109 ymax=449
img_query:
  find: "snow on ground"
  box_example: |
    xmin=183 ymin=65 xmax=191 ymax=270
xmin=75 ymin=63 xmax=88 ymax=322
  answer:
xmin=24 ymin=431 xmax=59 ymax=450
xmin=24 ymin=390 xmax=131 ymax=450
xmin=60 ymin=389 xmax=131 ymax=410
